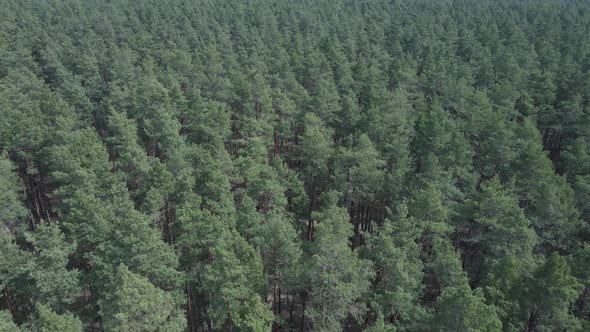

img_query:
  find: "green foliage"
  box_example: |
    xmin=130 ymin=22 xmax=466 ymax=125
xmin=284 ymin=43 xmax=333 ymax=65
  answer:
xmin=433 ymin=285 xmax=501 ymax=332
xmin=363 ymin=205 xmax=425 ymax=327
xmin=334 ymin=134 xmax=385 ymax=201
xmin=0 ymin=156 xmax=27 ymax=229
xmin=1 ymin=0 xmax=590 ymax=330
xmin=24 ymin=224 xmax=79 ymax=311
xmin=430 ymin=237 xmax=467 ymax=290
xmin=409 ymin=183 xmax=452 ymax=242
xmin=299 ymin=113 xmax=333 ymax=184
xmin=469 ymin=179 xmax=536 ymax=257
xmin=0 ymin=232 xmax=29 ymax=297
xmin=365 ymin=311 xmax=396 ymax=332
xmin=524 ymin=253 xmax=582 ymax=331
xmin=252 ymin=210 xmax=303 ymax=289
xmin=462 ymin=178 xmax=537 ymax=282
xmin=306 ymin=192 xmax=373 ymax=331
xmin=0 ymin=224 xmax=78 ymax=315
xmin=572 ymin=244 xmax=590 ymax=289
xmin=99 ymin=265 xmax=185 ymax=332
xmin=511 ymin=120 xmax=581 ymax=253
xmin=0 ymin=311 xmax=19 ymax=332
xmin=25 ymin=304 xmax=82 ymax=332
xmin=202 ymin=230 xmax=272 ymax=331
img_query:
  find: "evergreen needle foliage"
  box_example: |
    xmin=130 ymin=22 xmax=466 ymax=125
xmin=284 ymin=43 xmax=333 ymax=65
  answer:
xmin=0 ymin=0 xmax=589 ymax=330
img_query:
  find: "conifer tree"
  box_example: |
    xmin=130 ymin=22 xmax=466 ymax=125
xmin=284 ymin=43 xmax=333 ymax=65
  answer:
xmin=306 ymin=192 xmax=373 ymax=331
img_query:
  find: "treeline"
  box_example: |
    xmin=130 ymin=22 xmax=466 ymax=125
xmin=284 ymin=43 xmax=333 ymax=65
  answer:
xmin=1 ymin=0 xmax=590 ymax=331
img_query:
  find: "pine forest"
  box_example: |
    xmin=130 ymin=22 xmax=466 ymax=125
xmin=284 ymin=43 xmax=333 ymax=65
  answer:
xmin=1 ymin=0 xmax=590 ymax=331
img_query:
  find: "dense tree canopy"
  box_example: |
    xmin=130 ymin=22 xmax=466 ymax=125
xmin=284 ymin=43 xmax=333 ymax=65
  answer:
xmin=1 ymin=0 xmax=590 ymax=330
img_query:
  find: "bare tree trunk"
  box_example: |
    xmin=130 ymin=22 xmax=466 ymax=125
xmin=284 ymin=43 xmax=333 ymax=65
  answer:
xmin=186 ymin=280 xmax=195 ymax=332
xmin=289 ymin=292 xmax=295 ymax=328
xmin=300 ymin=291 xmax=306 ymax=332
